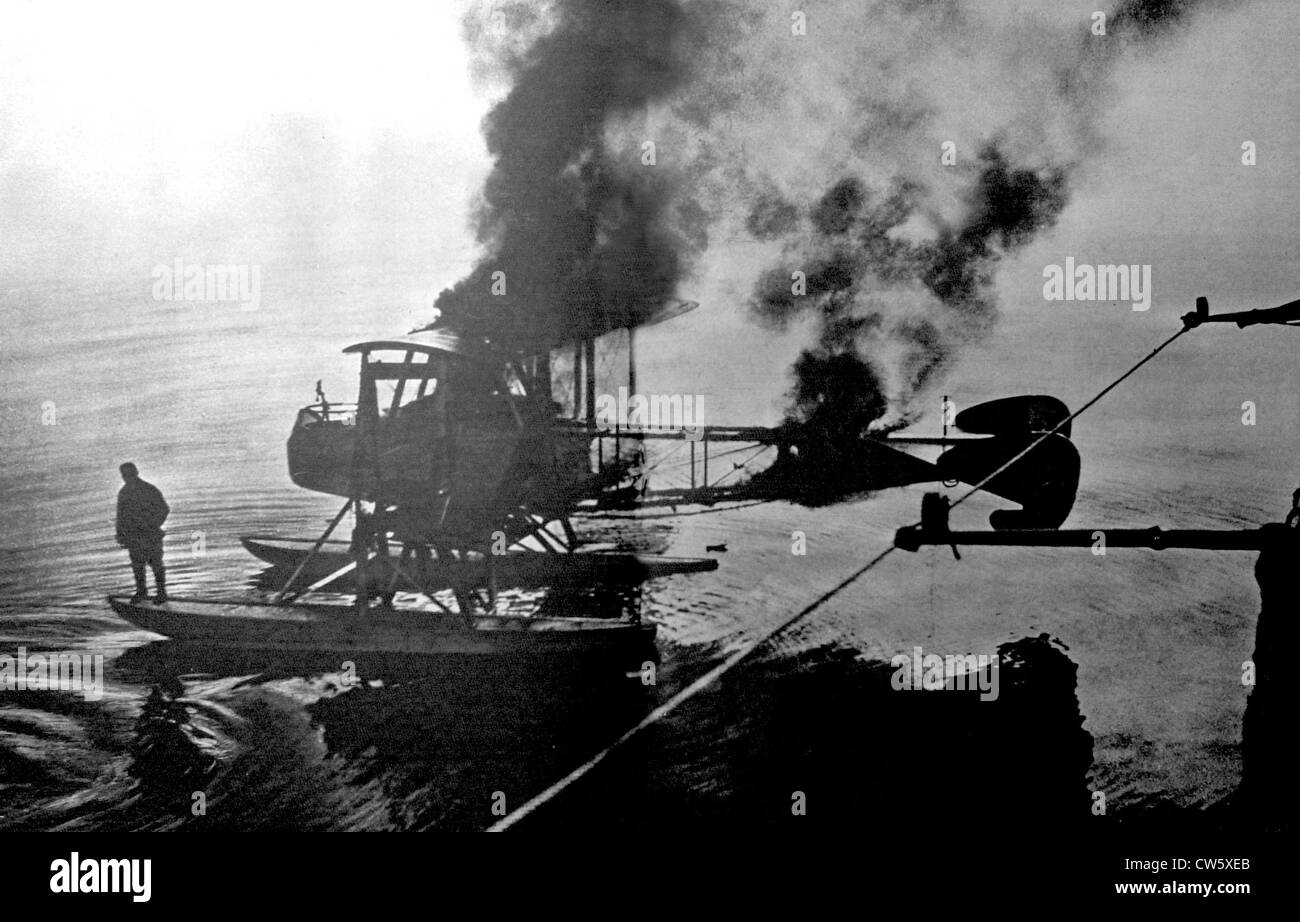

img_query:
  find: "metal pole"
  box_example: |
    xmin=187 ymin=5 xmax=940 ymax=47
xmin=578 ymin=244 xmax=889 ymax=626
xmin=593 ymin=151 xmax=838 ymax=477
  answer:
xmin=627 ymin=326 xmax=636 ymax=396
xmin=584 ymin=338 xmax=596 ymax=427
xmin=354 ymin=499 xmax=370 ymax=617
xmin=896 ymin=524 xmax=1297 ymax=553
xmin=574 ymin=341 xmax=583 ymax=420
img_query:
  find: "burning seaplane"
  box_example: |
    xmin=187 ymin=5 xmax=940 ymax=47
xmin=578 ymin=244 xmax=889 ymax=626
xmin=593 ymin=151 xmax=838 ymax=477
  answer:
xmin=108 ymin=297 xmax=1084 ymax=662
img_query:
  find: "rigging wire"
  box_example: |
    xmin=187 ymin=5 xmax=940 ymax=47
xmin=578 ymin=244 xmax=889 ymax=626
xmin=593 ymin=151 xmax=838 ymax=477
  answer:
xmin=946 ymin=326 xmax=1189 ymax=515
xmin=641 ymin=440 xmax=776 ymax=475
xmin=488 ymin=543 xmax=898 ymax=832
xmin=707 ymin=443 xmax=772 ymax=487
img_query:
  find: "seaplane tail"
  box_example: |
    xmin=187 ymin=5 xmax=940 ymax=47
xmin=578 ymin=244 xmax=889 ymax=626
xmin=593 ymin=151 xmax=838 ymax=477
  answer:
xmin=882 ymin=395 xmax=1081 ymax=530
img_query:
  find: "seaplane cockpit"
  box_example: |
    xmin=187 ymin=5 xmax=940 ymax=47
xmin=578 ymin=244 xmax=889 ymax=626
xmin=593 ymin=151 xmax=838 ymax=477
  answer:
xmin=286 ymin=330 xmax=600 ymax=549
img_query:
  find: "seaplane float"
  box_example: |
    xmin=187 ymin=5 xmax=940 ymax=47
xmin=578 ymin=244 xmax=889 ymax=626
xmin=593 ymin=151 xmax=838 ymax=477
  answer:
xmin=108 ymin=297 xmax=1087 ymax=664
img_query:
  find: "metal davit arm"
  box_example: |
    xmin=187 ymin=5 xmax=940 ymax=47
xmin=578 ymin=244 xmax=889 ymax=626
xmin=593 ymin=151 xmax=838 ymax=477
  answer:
xmin=1181 ymin=295 xmax=1300 ymax=329
xmin=894 ymin=492 xmax=1300 ymax=554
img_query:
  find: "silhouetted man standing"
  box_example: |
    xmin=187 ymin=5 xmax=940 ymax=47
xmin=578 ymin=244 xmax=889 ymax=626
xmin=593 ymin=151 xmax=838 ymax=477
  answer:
xmin=116 ymin=462 xmax=169 ymax=603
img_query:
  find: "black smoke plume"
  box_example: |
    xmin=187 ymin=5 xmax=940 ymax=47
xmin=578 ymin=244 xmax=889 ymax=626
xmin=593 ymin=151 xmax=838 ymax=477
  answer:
xmin=751 ymin=147 xmax=1068 ymax=429
xmin=432 ymin=0 xmax=698 ymax=350
xmin=437 ymin=0 xmax=1244 ymax=434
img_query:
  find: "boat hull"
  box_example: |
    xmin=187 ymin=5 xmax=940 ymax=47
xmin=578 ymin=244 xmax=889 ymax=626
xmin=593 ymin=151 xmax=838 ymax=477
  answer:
xmin=107 ymin=595 xmax=657 ymax=659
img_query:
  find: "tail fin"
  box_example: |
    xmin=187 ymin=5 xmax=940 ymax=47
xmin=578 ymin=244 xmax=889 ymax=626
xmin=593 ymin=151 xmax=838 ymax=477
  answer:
xmin=940 ymin=395 xmax=1081 ymax=529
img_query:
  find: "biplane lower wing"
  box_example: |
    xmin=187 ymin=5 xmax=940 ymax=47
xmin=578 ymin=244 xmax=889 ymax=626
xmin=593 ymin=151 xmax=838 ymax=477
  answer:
xmin=240 ymin=536 xmax=718 ymax=592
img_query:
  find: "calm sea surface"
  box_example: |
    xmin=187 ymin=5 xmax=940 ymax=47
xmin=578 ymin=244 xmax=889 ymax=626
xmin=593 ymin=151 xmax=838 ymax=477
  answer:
xmin=1 ymin=255 xmax=1295 ymax=830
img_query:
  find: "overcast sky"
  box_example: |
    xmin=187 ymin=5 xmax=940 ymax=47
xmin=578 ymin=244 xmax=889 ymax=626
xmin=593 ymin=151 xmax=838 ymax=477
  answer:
xmin=0 ymin=0 xmax=491 ymax=287
xmin=2 ymin=0 xmax=1296 ymax=428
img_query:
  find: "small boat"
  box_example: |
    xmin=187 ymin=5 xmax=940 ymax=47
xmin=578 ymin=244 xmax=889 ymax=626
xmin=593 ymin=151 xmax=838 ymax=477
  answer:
xmin=239 ymin=535 xmax=718 ymax=590
xmin=107 ymin=595 xmax=657 ymax=658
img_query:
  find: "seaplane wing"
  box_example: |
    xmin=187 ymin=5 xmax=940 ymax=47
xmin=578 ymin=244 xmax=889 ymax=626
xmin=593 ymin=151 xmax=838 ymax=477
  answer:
xmin=240 ymin=536 xmax=717 ymax=594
